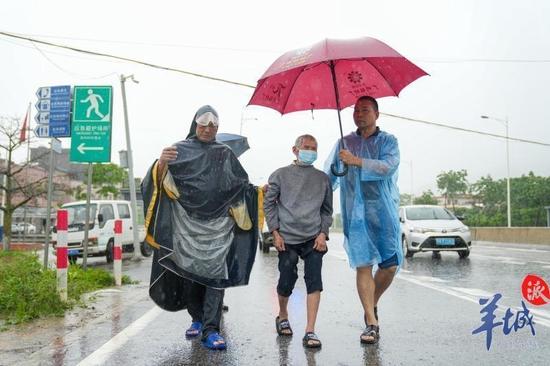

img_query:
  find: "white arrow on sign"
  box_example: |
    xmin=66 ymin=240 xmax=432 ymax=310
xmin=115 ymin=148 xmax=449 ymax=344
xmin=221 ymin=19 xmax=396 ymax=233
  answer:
xmin=34 ymin=112 xmax=50 ymax=124
xmin=34 ymin=125 xmax=49 ymax=138
xmin=35 ymin=99 xmax=50 ymax=112
xmin=36 ymin=87 xmax=51 ymax=99
xmin=77 ymin=143 xmax=104 ymax=154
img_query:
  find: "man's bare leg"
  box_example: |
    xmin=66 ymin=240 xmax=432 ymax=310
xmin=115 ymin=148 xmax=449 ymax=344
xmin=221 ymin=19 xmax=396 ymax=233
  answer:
xmin=277 ymin=295 xmax=292 ymax=335
xmin=356 ymin=266 xmax=377 ymax=326
xmin=305 ymin=291 xmax=320 ymax=333
xmin=373 ymin=266 xmax=398 ymax=306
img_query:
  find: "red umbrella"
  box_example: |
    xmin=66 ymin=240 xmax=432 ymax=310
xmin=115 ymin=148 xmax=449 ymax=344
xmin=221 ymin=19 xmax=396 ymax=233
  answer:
xmin=248 ymin=36 xmax=427 ymax=175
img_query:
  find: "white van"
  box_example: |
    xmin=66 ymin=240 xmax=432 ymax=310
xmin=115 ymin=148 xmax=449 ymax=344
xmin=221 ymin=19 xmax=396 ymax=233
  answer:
xmin=51 ymin=200 xmax=150 ymax=263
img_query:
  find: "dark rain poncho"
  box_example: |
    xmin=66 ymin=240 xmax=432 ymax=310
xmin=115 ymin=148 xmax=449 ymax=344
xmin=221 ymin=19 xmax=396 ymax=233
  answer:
xmin=142 ymin=137 xmax=258 ymax=311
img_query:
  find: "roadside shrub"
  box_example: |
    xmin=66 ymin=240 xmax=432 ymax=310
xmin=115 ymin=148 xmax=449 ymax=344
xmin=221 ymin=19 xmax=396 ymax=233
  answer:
xmin=0 ymin=251 xmax=134 ymax=324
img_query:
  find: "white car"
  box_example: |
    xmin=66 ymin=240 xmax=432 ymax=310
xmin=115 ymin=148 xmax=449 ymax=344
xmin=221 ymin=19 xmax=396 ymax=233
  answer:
xmin=11 ymin=224 xmax=22 ymax=234
xmin=399 ymin=205 xmax=471 ymax=258
xmin=13 ymin=223 xmax=36 ymax=234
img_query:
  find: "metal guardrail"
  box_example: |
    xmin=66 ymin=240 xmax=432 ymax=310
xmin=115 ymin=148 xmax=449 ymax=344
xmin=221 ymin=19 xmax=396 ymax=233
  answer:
xmin=9 ymin=233 xmax=47 ymax=243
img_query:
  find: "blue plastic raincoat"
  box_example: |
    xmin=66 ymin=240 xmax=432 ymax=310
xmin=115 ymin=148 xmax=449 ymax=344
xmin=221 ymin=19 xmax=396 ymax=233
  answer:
xmin=325 ymin=128 xmax=402 ymax=269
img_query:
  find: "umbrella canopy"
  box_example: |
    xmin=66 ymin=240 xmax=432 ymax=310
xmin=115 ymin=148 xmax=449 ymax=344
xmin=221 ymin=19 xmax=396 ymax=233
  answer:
xmin=217 ymin=133 xmax=250 ymax=158
xmin=248 ymin=37 xmax=427 ymax=114
xmin=248 ymin=36 xmax=427 ymax=176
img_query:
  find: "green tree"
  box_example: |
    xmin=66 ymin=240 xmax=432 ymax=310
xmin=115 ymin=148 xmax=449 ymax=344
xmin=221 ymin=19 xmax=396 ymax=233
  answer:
xmin=400 ymin=193 xmax=413 ymax=206
xmin=70 ymin=185 xmax=88 ymax=201
xmin=471 ymin=175 xmax=504 ymax=210
xmin=437 ymin=169 xmax=468 ymax=211
xmin=414 ymin=190 xmax=438 ymax=205
xmin=92 ymin=163 xmax=127 ymax=199
xmin=511 ymin=172 xmax=550 ymax=226
xmin=461 ymin=172 xmax=550 ymax=227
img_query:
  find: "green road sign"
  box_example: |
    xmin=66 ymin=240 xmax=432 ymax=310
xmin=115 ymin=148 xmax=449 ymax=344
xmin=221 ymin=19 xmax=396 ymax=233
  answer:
xmin=70 ymin=86 xmax=113 ymax=163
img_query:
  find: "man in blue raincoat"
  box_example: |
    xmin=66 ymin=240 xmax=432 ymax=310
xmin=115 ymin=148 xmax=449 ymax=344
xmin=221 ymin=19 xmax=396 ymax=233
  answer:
xmin=325 ymin=96 xmax=402 ymax=345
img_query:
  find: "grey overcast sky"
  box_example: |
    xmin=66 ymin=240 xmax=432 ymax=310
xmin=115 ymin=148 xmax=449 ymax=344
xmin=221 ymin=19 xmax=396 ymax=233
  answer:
xmin=1 ymin=0 xmax=550 ymax=202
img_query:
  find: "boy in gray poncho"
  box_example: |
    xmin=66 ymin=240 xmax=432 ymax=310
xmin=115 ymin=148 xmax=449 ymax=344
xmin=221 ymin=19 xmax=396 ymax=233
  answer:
xmin=264 ymin=134 xmax=333 ymax=348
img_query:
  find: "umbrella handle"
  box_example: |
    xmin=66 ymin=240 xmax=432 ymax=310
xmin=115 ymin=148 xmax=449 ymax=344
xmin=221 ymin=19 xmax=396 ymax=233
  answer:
xmin=330 ymin=162 xmax=348 ymax=177
xmin=329 ymin=61 xmax=348 ymax=177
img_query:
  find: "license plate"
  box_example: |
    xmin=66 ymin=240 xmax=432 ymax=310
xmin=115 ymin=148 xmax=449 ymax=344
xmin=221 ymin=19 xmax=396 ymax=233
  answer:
xmin=435 ymin=238 xmax=455 ymax=246
xmin=68 ymin=249 xmax=79 ymax=256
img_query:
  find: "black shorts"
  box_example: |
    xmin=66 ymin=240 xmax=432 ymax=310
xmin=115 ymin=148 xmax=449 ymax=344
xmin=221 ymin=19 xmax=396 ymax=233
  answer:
xmin=379 ymin=253 xmax=398 ymax=269
xmin=277 ymin=239 xmax=326 ymax=297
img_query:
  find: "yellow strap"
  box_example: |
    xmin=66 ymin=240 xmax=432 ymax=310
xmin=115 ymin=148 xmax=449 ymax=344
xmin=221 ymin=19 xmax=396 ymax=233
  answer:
xmin=144 ymin=162 xmax=161 ymax=249
xmin=257 ymin=187 xmax=265 ymax=231
xmin=229 ymin=201 xmax=252 ymax=231
xmin=162 ymin=170 xmax=180 ymax=200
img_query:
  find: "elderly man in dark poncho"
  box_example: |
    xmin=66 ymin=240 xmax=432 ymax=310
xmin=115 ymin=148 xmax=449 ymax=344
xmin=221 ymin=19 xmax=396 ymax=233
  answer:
xmin=141 ymin=105 xmax=258 ymax=350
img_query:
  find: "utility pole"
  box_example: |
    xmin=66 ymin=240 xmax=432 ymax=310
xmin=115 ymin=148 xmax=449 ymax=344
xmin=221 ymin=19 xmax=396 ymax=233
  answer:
xmin=120 ymin=74 xmax=141 ymax=259
xmin=481 ymin=115 xmax=512 ymax=227
xmin=81 ymin=163 xmax=93 ymax=270
xmin=42 ymin=138 xmax=57 ymax=268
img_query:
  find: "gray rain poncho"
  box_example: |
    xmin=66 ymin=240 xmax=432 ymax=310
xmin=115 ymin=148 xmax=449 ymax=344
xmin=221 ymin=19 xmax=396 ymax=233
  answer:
xmin=142 ymin=106 xmax=258 ymax=311
xmin=325 ymin=128 xmax=402 ymax=269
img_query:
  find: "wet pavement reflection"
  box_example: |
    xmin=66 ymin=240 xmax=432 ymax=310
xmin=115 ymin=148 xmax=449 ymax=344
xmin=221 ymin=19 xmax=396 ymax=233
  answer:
xmin=1 ymin=235 xmax=549 ymax=365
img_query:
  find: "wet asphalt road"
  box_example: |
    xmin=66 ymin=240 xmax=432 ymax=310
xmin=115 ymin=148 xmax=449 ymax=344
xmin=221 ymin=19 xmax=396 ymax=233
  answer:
xmin=1 ymin=234 xmax=550 ymax=365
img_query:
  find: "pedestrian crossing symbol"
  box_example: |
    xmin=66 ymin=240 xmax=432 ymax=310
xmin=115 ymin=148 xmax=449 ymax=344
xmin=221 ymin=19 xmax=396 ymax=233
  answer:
xmin=70 ymin=86 xmax=113 ymax=163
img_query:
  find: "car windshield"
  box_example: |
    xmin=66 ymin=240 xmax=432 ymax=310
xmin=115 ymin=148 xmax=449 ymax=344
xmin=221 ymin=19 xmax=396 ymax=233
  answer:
xmin=65 ymin=204 xmax=97 ymax=230
xmin=406 ymin=207 xmax=455 ymax=220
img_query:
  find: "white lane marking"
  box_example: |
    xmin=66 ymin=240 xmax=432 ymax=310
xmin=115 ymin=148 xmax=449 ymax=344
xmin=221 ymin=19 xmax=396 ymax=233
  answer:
xmin=470 ymin=253 xmax=526 ymax=265
xmin=397 ymin=274 xmax=550 ymax=328
xmin=530 ymin=308 xmax=550 ymax=321
xmin=449 ymin=286 xmax=494 ymax=298
xmin=77 ymin=306 xmax=163 ymax=366
xmin=532 ymin=261 xmax=550 ymax=265
xmin=409 ymin=274 xmax=449 ymax=283
xmin=475 ymin=245 xmax=550 ymax=254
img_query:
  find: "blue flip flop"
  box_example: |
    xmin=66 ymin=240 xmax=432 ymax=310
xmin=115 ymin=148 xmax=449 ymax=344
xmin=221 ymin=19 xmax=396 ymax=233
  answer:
xmin=185 ymin=321 xmax=202 ymax=338
xmin=202 ymin=332 xmax=227 ymax=350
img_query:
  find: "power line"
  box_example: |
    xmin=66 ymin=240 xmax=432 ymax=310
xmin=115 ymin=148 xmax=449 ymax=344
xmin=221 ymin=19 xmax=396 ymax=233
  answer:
xmin=0 ymin=36 xmax=126 ymax=64
xmin=9 ymin=31 xmax=550 ymax=63
xmin=1 ymin=30 xmax=549 ymax=147
xmin=382 ymin=112 xmax=550 ymax=147
xmin=9 ymin=31 xmax=279 ymax=54
xmin=0 ymin=30 xmax=255 ymax=89
xmin=30 ymin=42 xmax=118 ymax=80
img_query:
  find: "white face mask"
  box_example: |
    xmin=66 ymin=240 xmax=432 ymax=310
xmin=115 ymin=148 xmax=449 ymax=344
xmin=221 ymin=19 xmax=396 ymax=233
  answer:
xmin=298 ymin=150 xmax=317 ymax=165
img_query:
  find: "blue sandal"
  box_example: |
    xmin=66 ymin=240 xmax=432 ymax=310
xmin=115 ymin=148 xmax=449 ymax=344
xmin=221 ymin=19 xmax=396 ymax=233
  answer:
xmin=202 ymin=332 xmax=227 ymax=350
xmin=185 ymin=321 xmax=202 ymax=338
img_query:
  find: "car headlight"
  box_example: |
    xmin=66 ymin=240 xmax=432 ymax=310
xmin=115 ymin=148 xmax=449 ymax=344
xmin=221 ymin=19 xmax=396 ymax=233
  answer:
xmin=459 ymin=226 xmax=470 ymax=233
xmin=410 ymin=227 xmax=431 ymax=233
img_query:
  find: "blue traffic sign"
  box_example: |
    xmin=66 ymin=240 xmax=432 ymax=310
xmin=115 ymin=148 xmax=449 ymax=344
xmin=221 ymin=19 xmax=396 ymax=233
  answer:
xmin=35 ymin=98 xmax=70 ymax=113
xmin=50 ymin=124 xmax=70 ymax=136
xmin=35 ymin=85 xmax=71 ymax=138
xmin=33 ymin=123 xmax=70 ymax=138
xmin=36 ymin=85 xmax=71 ymax=99
xmin=35 ymin=111 xmax=70 ymax=125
